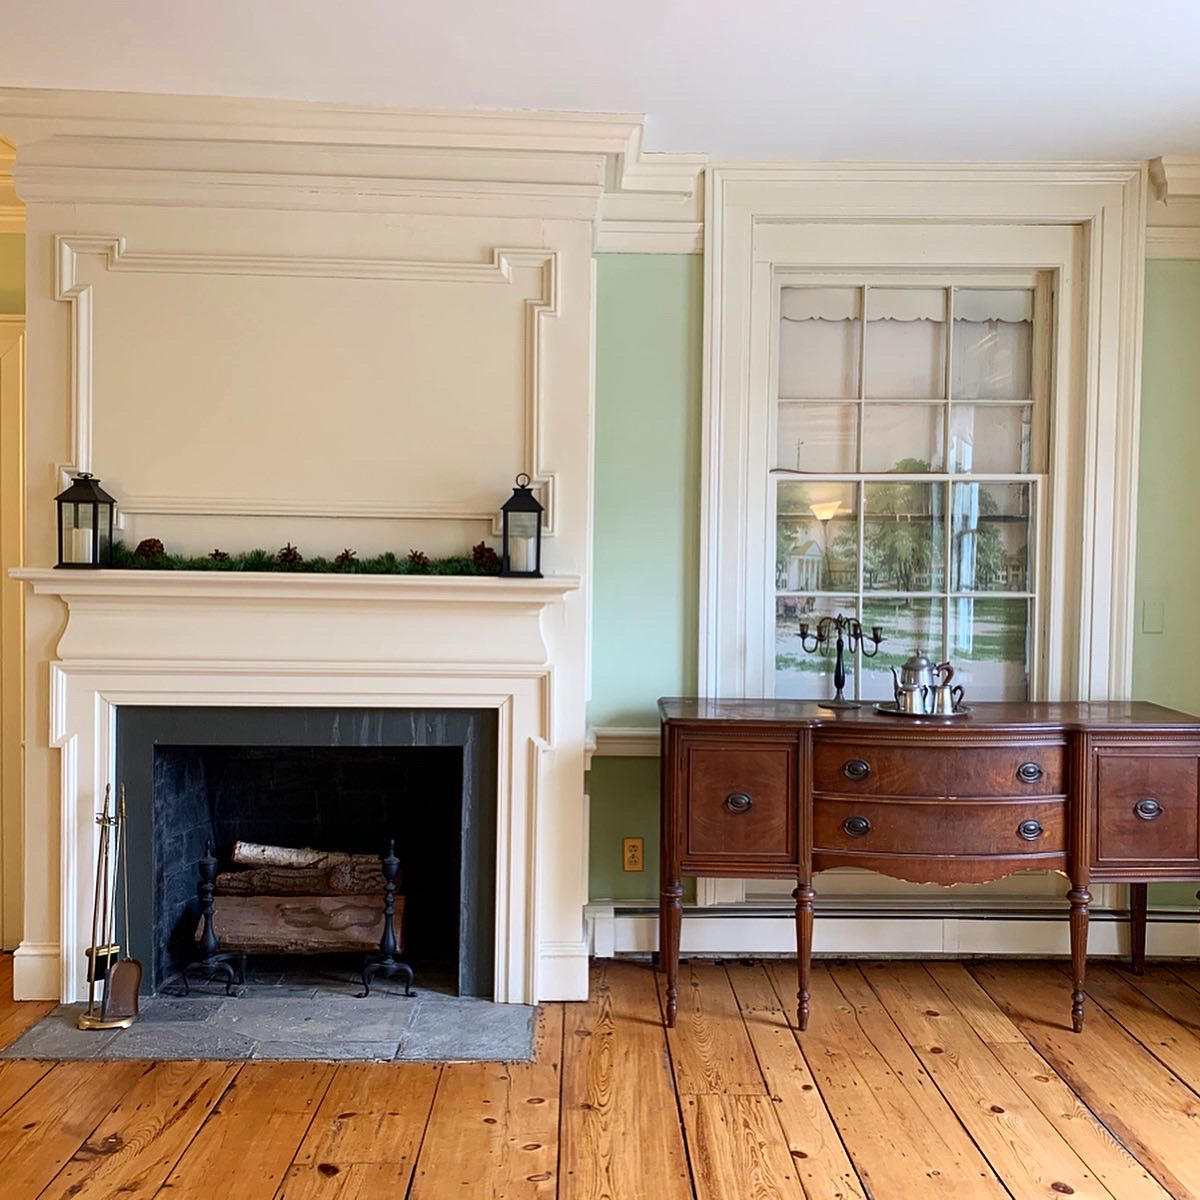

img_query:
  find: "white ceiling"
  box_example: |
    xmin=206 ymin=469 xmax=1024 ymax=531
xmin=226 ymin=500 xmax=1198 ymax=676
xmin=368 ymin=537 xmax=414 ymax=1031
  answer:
xmin=2 ymin=0 xmax=1198 ymax=161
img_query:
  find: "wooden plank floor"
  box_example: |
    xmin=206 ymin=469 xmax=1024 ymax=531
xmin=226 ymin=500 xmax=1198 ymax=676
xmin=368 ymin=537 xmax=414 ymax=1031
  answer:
xmin=3 ymin=953 xmax=1200 ymax=1198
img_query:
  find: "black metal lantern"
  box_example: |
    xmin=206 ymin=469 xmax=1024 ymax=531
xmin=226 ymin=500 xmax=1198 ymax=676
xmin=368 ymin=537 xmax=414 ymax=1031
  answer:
xmin=55 ymin=472 xmax=116 ymax=568
xmin=500 ymin=473 xmax=543 ymax=578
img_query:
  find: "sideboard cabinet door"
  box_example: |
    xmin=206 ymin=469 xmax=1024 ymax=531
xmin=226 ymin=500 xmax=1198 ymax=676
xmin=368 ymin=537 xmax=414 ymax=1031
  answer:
xmin=1092 ymin=747 xmax=1200 ymax=870
xmin=679 ymin=737 xmax=799 ymax=870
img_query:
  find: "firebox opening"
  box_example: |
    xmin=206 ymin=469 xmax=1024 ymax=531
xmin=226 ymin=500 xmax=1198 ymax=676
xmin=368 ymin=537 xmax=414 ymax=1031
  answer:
xmin=116 ymin=708 xmax=498 ymax=1000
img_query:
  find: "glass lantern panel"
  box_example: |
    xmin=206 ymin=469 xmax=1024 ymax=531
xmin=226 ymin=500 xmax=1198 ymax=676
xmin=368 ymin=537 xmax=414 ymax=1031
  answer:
xmin=861 ymin=404 xmax=944 ymax=472
xmin=776 ymin=482 xmax=858 ymax=594
xmin=951 ymin=482 xmax=1032 ymax=593
xmin=949 ymin=404 xmax=1034 ymax=474
xmin=862 ymin=481 xmax=945 ymax=593
xmin=951 ymin=289 xmax=1034 ymax=401
xmin=860 ymin=597 xmax=945 ymax=702
xmin=63 ymin=503 xmax=96 ymax=564
xmin=778 ymin=287 xmax=862 ymax=399
xmin=949 ymin=597 xmax=1030 ymax=700
xmin=775 ymin=594 xmax=858 ymax=699
xmin=775 ymin=402 xmax=857 ymax=473
xmin=865 ymin=288 xmax=947 ymax=399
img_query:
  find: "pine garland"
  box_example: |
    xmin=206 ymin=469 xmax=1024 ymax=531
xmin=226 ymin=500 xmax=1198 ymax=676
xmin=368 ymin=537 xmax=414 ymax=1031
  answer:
xmin=109 ymin=541 xmax=502 ymax=576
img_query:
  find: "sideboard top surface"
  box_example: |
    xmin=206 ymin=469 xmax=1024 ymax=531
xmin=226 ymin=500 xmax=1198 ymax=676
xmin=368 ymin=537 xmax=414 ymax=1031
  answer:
xmin=658 ymin=698 xmax=1200 ymax=731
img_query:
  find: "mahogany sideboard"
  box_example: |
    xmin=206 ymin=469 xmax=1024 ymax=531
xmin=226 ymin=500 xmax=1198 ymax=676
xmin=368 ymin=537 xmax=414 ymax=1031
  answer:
xmin=658 ymin=699 xmax=1200 ymax=1033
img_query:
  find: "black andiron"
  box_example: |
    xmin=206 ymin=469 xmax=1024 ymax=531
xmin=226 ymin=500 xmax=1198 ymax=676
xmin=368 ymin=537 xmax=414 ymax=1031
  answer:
xmin=359 ymin=840 xmax=415 ymax=999
xmin=182 ymin=841 xmax=247 ymax=996
xmin=798 ymin=613 xmax=884 ymax=710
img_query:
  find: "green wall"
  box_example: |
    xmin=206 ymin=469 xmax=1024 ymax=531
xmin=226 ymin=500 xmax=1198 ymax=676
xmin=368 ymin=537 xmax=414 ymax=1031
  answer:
xmin=0 ymin=234 xmax=22 ymax=314
xmin=1134 ymin=259 xmax=1200 ymax=906
xmin=589 ymin=254 xmax=702 ymax=899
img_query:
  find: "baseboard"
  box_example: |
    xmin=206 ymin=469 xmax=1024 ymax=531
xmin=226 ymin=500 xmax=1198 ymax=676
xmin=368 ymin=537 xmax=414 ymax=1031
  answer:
xmin=12 ymin=941 xmax=60 ymax=1001
xmin=584 ymin=903 xmax=1200 ymax=960
xmin=537 ymin=939 xmax=589 ymax=1001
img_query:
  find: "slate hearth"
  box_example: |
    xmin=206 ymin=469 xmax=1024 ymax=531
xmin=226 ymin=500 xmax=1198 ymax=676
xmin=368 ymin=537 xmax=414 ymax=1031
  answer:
xmin=2 ymin=963 xmax=535 ymax=1062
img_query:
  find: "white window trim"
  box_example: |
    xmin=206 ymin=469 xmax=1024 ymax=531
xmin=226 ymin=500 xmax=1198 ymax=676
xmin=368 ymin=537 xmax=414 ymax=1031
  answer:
xmin=700 ymin=163 xmax=1147 ymax=703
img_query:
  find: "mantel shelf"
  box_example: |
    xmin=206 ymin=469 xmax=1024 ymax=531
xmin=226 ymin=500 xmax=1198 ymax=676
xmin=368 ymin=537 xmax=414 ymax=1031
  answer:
xmin=10 ymin=567 xmax=581 ymax=607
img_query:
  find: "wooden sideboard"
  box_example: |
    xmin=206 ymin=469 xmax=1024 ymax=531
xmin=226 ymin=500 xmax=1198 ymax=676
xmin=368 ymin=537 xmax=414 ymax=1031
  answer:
xmin=659 ymin=699 xmax=1200 ymax=1033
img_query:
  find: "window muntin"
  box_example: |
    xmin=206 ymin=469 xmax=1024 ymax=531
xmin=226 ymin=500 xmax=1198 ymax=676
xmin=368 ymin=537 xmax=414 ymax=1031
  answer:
xmin=773 ymin=282 xmax=1045 ymax=703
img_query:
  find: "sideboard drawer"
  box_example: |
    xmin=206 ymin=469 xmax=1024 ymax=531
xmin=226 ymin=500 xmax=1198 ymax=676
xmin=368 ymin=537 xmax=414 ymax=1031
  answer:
xmin=812 ymin=739 xmax=1065 ymax=798
xmin=682 ymin=740 xmax=798 ymax=863
xmin=1095 ymin=753 xmax=1200 ymax=864
xmin=813 ymin=797 xmax=1067 ymax=857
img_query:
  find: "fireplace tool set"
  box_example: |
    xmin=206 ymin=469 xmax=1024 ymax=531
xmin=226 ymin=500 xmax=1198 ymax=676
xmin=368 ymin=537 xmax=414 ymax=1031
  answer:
xmin=79 ymin=784 xmax=142 ymax=1030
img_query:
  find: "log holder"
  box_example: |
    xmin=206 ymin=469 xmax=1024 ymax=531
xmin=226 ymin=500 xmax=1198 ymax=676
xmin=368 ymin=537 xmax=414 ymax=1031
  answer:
xmin=359 ymin=840 xmax=415 ymax=998
xmin=182 ymin=841 xmax=247 ymax=997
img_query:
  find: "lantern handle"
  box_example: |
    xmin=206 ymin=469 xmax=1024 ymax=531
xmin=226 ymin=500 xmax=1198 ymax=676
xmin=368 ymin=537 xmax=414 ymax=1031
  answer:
xmin=515 ymin=473 xmax=532 ymax=488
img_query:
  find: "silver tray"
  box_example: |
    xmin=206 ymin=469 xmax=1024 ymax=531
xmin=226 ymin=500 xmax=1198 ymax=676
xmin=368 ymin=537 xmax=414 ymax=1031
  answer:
xmin=872 ymin=702 xmax=972 ymax=719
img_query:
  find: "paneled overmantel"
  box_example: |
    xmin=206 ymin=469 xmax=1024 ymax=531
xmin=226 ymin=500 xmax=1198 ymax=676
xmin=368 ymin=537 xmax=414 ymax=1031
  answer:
xmin=13 ymin=568 xmax=581 ymax=1004
xmin=0 ymin=87 xmax=700 ymax=1000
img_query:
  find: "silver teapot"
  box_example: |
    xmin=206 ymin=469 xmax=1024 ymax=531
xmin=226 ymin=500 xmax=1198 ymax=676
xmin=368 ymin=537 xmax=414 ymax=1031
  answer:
xmin=891 ymin=649 xmax=954 ymax=714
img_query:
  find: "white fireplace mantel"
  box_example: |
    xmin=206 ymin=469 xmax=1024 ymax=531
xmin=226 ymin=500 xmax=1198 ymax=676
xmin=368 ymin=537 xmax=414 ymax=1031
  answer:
xmin=11 ymin=567 xmax=586 ymax=1005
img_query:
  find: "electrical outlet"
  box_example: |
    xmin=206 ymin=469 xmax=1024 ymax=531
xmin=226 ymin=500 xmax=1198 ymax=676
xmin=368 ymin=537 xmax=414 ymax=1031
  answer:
xmin=622 ymin=836 xmax=644 ymax=872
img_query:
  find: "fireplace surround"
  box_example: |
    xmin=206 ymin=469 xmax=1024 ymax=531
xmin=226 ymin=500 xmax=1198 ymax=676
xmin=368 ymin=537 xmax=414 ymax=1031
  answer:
xmin=12 ymin=568 xmax=586 ymax=1005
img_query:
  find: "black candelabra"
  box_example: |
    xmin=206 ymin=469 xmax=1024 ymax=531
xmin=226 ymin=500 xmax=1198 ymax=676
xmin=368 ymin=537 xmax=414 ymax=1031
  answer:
xmin=798 ymin=613 xmax=884 ymax=709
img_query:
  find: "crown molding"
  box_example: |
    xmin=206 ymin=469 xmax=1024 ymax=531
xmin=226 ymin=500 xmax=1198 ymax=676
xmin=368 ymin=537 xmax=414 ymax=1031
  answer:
xmin=0 ymin=138 xmax=20 ymax=231
xmin=0 ymin=87 xmax=704 ymax=233
xmin=1151 ymin=156 xmax=1200 ymax=201
xmin=1146 ymin=225 xmax=1200 ymax=260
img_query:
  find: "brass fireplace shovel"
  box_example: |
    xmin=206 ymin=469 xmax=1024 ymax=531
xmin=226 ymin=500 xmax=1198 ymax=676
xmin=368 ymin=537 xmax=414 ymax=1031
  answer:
xmin=102 ymin=786 xmax=141 ymax=1022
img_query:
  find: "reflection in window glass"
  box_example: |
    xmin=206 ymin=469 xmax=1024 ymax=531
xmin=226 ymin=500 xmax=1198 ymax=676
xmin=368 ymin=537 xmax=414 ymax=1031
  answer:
xmin=778 ymin=288 xmax=861 ymax=398
xmin=776 ymin=483 xmax=858 ymax=592
xmin=861 ymin=404 xmax=944 ymax=472
xmin=865 ymin=289 xmax=946 ymax=399
xmin=950 ymin=598 xmax=1029 ymax=700
xmin=777 ymin=402 xmax=858 ymax=473
xmin=775 ymin=594 xmax=858 ymax=699
xmin=863 ymin=482 xmax=945 ymax=593
xmin=952 ymin=482 xmax=1031 ymax=593
xmin=860 ymin=598 xmax=945 ymax=701
xmin=952 ymin=289 xmax=1033 ymax=401
xmin=950 ymin=405 xmax=1033 ymax=474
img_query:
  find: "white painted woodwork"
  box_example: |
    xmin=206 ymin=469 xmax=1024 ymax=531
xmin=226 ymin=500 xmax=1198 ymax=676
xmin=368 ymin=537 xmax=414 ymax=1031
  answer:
xmin=0 ymin=318 xmax=24 ymax=950
xmin=0 ymin=90 xmax=640 ymax=1003
xmin=14 ymin=568 xmax=582 ymax=1003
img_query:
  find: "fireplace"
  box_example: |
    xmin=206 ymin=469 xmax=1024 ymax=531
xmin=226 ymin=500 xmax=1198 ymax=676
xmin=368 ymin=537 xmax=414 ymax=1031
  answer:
xmin=116 ymin=707 xmax=498 ymax=996
xmin=12 ymin=569 xmax=587 ymax=1006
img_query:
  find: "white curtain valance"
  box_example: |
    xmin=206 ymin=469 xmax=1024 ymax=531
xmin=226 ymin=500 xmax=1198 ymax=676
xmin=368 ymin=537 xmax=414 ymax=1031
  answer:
xmin=781 ymin=286 xmax=1032 ymax=324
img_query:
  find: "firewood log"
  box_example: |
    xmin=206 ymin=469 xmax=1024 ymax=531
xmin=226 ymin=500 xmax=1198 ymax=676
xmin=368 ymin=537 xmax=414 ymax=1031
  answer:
xmin=214 ymin=861 xmax=387 ymax=896
xmin=200 ymin=894 xmax=403 ymax=954
xmin=230 ymin=841 xmax=382 ymax=870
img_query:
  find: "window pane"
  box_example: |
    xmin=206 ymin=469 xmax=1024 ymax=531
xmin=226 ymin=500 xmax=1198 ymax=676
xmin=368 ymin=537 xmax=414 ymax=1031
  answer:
xmin=952 ymin=482 xmax=1031 ymax=593
xmin=949 ymin=597 xmax=1029 ymax=700
xmin=863 ymin=481 xmax=944 ymax=593
xmin=950 ymin=404 xmax=1033 ymax=474
xmin=861 ymin=597 xmax=945 ymax=701
xmin=952 ymin=289 xmax=1033 ymax=401
xmin=775 ymin=594 xmax=858 ymax=699
xmin=776 ymin=402 xmax=857 ymax=473
xmin=778 ymin=287 xmax=861 ymax=398
xmin=865 ymin=288 xmax=947 ymax=399
xmin=861 ymin=404 xmax=944 ymax=473
xmin=776 ymin=482 xmax=858 ymax=592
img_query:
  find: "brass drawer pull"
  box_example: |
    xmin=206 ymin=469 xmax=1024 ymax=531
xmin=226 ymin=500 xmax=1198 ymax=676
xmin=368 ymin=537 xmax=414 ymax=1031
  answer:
xmin=1134 ymin=798 xmax=1163 ymax=821
xmin=843 ymin=759 xmax=872 ymax=781
xmin=842 ymin=815 xmax=872 ymax=838
xmin=724 ymin=792 xmax=754 ymax=815
xmin=1016 ymin=762 xmax=1044 ymax=784
xmin=1017 ymin=819 xmax=1044 ymax=841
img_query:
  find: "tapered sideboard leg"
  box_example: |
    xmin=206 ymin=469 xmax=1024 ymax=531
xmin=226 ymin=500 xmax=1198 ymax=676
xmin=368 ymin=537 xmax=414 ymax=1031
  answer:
xmin=660 ymin=878 xmax=683 ymax=1028
xmin=1068 ymin=886 xmax=1091 ymax=1033
xmin=1129 ymin=882 xmax=1148 ymax=976
xmin=794 ymin=880 xmax=815 ymax=1032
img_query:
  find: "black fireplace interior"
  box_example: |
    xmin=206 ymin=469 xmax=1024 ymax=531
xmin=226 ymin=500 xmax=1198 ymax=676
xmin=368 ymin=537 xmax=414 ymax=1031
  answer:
xmin=115 ymin=707 xmax=498 ymax=997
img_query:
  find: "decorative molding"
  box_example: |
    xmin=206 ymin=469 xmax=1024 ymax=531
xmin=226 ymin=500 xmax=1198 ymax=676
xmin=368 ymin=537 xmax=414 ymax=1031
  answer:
xmin=1146 ymin=226 xmax=1200 ymax=259
xmin=53 ymin=236 xmax=560 ymax=526
xmin=12 ymin=941 xmax=60 ymax=1001
xmin=0 ymin=209 xmax=21 ymax=234
xmin=594 ymin=220 xmax=704 ymax=255
xmin=586 ymin=902 xmax=1200 ymax=959
xmin=588 ymin=726 xmax=659 ymax=758
xmin=1151 ymin=156 xmax=1200 ymax=200
xmin=0 ymin=139 xmax=19 ymax=232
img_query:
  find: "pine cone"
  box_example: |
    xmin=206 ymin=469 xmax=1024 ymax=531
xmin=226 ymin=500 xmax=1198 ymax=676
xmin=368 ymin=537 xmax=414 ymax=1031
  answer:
xmin=334 ymin=548 xmax=358 ymax=566
xmin=277 ymin=542 xmax=304 ymax=566
xmin=472 ymin=541 xmax=500 ymax=571
xmin=209 ymin=549 xmax=230 ymax=562
xmin=408 ymin=549 xmax=430 ymax=570
xmin=133 ymin=537 xmax=165 ymax=559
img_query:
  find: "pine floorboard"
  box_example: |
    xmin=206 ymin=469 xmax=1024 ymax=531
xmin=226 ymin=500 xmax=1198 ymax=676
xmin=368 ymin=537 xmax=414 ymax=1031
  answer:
xmin=7 ymin=953 xmax=1200 ymax=1197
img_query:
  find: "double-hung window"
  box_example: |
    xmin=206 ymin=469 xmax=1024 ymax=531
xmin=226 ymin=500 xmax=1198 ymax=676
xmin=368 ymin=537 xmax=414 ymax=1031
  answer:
xmin=771 ymin=279 xmax=1050 ymax=703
